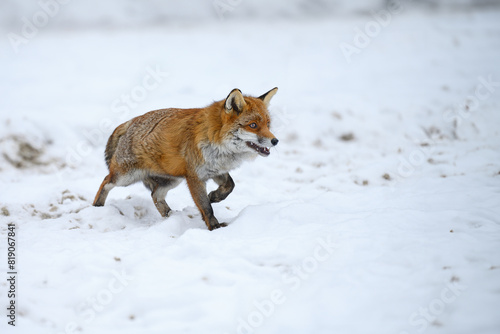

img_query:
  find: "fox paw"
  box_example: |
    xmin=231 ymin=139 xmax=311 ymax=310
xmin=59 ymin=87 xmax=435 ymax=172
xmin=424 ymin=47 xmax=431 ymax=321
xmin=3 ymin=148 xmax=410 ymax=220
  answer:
xmin=208 ymin=222 xmax=228 ymax=231
xmin=160 ymin=208 xmax=172 ymax=218
xmin=208 ymin=191 xmax=222 ymax=203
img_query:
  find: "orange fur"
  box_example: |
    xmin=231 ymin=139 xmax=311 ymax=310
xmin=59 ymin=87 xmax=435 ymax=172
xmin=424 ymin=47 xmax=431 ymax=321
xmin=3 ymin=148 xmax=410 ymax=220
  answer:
xmin=93 ymin=88 xmax=279 ymax=230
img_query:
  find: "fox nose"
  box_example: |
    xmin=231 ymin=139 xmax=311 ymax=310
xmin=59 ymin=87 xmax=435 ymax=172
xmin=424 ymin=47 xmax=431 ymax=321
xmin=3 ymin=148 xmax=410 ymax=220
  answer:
xmin=271 ymin=138 xmax=279 ymax=146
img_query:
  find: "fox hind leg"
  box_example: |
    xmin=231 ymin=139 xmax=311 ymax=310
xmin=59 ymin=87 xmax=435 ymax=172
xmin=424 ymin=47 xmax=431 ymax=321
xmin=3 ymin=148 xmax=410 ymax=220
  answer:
xmin=143 ymin=176 xmax=181 ymax=217
xmin=93 ymin=174 xmax=116 ymax=207
xmin=94 ymin=170 xmax=144 ymax=207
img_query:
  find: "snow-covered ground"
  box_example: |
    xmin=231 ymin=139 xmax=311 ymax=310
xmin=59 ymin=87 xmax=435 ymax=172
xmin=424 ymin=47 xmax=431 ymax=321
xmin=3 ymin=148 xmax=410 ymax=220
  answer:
xmin=1 ymin=5 xmax=500 ymax=334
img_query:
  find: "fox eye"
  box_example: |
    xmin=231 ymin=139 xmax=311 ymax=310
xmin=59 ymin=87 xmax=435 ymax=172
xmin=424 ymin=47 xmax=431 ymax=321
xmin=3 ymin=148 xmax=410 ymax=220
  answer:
xmin=249 ymin=122 xmax=257 ymax=129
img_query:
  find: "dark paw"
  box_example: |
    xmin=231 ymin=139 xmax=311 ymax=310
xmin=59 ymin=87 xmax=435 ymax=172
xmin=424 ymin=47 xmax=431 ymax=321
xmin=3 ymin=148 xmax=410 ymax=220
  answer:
xmin=208 ymin=222 xmax=228 ymax=231
xmin=160 ymin=209 xmax=172 ymax=218
xmin=208 ymin=191 xmax=222 ymax=203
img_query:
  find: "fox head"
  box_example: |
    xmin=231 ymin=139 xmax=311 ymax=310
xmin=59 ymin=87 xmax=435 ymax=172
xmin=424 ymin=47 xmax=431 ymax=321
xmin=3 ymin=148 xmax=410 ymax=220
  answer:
xmin=222 ymin=87 xmax=279 ymax=157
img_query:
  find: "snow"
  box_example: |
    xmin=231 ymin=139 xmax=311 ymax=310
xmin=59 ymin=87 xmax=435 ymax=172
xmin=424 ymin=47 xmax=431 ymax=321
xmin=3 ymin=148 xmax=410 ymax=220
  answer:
xmin=2 ymin=0 xmax=482 ymax=30
xmin=1 ymin=5 xmax=500 ymax=334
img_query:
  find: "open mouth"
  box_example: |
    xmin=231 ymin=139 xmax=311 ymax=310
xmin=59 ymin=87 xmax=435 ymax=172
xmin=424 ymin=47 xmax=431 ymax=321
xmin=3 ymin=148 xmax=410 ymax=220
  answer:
xmin=246 ymin=141 xmax=270 ymax=157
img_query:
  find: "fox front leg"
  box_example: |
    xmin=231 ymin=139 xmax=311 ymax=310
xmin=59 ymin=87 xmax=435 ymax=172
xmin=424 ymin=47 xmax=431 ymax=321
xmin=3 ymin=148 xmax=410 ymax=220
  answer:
xmin=186 ymin=174 xmax=227 ymax=230
xmin=209 ymin=173 xmax=235 ymax=203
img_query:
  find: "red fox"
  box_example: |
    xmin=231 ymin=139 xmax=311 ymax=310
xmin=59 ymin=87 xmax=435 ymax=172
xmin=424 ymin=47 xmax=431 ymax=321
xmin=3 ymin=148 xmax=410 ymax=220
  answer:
xmin=93 ymin=88 xmax=279 ymax=230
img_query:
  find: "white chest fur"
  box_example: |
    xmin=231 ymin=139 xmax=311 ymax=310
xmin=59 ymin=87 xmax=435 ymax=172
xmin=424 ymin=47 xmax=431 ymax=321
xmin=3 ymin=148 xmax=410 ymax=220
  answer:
xmin=197 ymin=140 xmax=256 ymax=180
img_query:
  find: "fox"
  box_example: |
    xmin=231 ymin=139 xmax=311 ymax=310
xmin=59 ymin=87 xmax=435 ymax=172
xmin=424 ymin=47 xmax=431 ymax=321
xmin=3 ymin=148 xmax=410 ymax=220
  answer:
xmin=93 ymin=87 xmax=279 ymax=230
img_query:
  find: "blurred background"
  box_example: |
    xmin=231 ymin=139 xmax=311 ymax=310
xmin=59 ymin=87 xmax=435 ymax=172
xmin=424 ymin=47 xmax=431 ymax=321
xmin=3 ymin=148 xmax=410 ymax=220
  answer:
xmin=1 ymin=1 xmax=500 ymax=334
xmin=1 ymin=0 xmax=499 ymax=166
xmin=1 ymin=0 xmax=499 ymax=28
xmin=2 ymin=0 xmax=500 ymax=112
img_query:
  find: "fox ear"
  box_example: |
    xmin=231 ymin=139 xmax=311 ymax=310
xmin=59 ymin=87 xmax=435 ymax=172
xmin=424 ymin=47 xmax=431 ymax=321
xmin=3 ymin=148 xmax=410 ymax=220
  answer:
xmin=258 ymin=87 xmax=278 ymax=107
xmin=225 ymin=88 xmax=246 ymax=114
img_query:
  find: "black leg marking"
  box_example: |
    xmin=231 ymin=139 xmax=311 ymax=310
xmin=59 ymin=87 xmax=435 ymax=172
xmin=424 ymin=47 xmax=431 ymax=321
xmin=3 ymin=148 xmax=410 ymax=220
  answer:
xmin=209 ymin=173 xmax=235 ymax=203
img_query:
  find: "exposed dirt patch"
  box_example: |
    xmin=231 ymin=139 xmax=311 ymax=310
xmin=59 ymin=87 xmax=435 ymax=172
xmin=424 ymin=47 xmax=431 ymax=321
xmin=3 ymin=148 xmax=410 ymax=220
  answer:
xmin=23 ymin=189 xmax=89 ymax=220
xmin=134 ymin=206 xmax=146 ymax=219
xmin=0 ymin=135 xmax=64 ymax=171
xmin=1 ymin=135 xmax=46 ymax=168
xmin=1 ymin=206 xmax=9 ymax=216
xmin=339 ymin=133 xmax=355 ymax=142
xmin=382 ymin=173 xmax=391 ymax=181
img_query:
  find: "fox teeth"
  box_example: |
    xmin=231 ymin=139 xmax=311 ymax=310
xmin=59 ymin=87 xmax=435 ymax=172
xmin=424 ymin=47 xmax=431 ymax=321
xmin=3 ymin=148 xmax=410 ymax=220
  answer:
xmin=246 ymin=141 xmax=270 ymax=156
